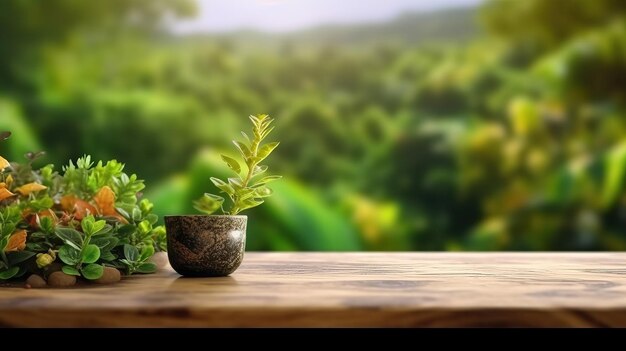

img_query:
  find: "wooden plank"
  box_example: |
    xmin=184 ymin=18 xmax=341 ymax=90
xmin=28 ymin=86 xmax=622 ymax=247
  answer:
xmin=1 ymin=252 xmax=625 ymax=327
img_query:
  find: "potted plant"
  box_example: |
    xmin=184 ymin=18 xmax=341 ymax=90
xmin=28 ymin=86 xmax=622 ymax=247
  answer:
xmin=0 ymin=131 xmax=166 ymax=288
xmin=165 ymin=114 xmax=281 ymax=277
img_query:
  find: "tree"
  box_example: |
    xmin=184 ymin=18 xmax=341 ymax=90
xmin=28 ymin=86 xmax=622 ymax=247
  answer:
xmin=481 ymin=0 xmax=626 ymax=65
xmin=0 ymin=0 xmax=197 ymax=91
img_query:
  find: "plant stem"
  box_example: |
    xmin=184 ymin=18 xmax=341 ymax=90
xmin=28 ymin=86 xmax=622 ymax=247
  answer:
xmin=77 ymin=232 xmax=92 ymax=268
xmin=243 ymin=134 xmax=261 ymax=188
xmin=231 ymin=135 xmax=260 ymax=215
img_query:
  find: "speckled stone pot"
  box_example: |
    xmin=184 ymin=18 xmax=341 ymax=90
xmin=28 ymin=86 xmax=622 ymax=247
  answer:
xmin=165 ymin=215 xmax=247 ymax=277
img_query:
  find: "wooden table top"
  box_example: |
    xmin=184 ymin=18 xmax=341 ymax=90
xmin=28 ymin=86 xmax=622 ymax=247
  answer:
xmin=1 ymin=252 xmax=625 ymax=327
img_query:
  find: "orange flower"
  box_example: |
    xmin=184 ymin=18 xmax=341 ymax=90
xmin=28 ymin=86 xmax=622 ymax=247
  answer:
xmin=0 ymin=155 xmax=9 ymax=170
xmin=94 ymin=186 xmax=116 ymax=216
xmin=15 ymin=182 xmax=47 ymax=196
xmin=94 ymin=186 xmax=127 ymax=223
xmin=4 ymin=229 xmax=26 ymax=252
xmin=60 ymin=187 xmax=127 ymax=223
xmin=60 ymin=195 xmax=98 ymax=220
xmin=0 ymin=187 xmax=16 ymax=202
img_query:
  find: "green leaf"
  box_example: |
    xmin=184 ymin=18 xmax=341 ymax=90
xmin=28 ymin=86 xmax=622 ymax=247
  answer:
xmin=82 ymin=244 xmax=101 ymax=264
xmin=211 ymin=177 xmax=235 ymax=195
xmin=1 ymin=223 xmax=16 ymax=239
xmin=100 ymin=252 xmax=116 ymax=261
xmin=140 ymin=245 xmax=155 ymax=261
xmin=28 ymin=232 xmax=47 ymax=240
xmin=252 ymin=165 xmax=268 ymax=177
xmin=221 ymin=155 xmax=241 ymax=174
xmin=256 ymin=142 xmax=280 ymax=162
xmin=254 ymin=186 xmax=274 ymax=198
xmin=89 ymin=238 xmax=108 ymax=249
xmin=91 ymin=220 xmax=108 ymax=235
xmin=29 ymin=197 xmax=54 ymax=212
xmin=92 ymin=225 xmax=113 ymax=236
xmin=136 ymin=262 xmax=157 ymax=274
xmin=7 ymin=251 xmax=36 ymax=266
xmin=0 ymin=240 xmax=7 ymax=257
xmin=81 ymin=215 xmax=95 ymax=235
xmin=0 ymin=267 xmax=19 ymax=280
xmin=116 ymin=207 xmax=130 ymax=220
xmin=237 ymin=198 xmax=264 ymax=213
xmin=62 ymin=265 xmax=80 ymax=276
xmin=55 ymin=227 xmax=83 ymax=250
xmin=193 ymin=193 xmax=224 ymax=215
xmin=104 ymin=237 xmax=119 ymax=251
xmin=124 ymin=244 xmax=139 ymax=262
xmin=58 ymin=245 xmax=81 ymax=265
xmin=261 ymin=126 xmax=275 ymax=139
xmin=26 ymin=242 xmax=47 ymax=252
xmin=117 ymin=224 xmax=136 ymax=236
xmin=132 ymin=208 xmax=142 ymax=222
xmin=15 ymin=265 xmax=28 ymax=278
xmin=145 ymin=214 xmax=158 ymax=225
xmin=237 ymin=188 xmax=257 ymax=202
xmin=241 ymin=131 xmax=251 ymax=142
xmin=228 ymin=177 xmax=243 ymax=189
xmin=81 ymin=264 xmax=104 ymax=280
xmin=90 ymin=237 xmax=116 ymax=250
xmin=252 ymin=175 xmax=282 ymax=187
xmin=39 ymin=216 xmax=55 ymax=233
xmin=249 ymin=114 xmax=261 ymax=126
xmin=232 ymin=140 xmax=251 ymax=159
xmin=138 ymin=220 xmax=152 ymax=235
xmin=139 ymin=199 xmax=154 ymax=214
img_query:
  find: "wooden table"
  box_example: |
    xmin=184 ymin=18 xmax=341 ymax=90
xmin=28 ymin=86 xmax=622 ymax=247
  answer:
xmin=1 ymin=252 xmax=625 ymax=327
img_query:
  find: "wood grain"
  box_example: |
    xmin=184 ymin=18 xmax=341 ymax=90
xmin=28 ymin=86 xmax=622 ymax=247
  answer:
xmin=1 ymin=252 xmax=626 ymax=327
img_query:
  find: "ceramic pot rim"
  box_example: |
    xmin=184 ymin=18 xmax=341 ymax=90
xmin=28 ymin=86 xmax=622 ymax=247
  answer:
xmin=164 ymin=215 xmax=247 ymax=219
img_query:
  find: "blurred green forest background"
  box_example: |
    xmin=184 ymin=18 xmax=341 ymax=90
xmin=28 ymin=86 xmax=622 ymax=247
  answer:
xmin=2 ymin=0 xmax=626 ymax=250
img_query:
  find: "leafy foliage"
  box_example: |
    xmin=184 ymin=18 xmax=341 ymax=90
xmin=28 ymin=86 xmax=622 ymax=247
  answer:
xmin=194 ymin=114 xmax=282 ymax=215
xmin=0 ymin=139 xmax=164 ymax=280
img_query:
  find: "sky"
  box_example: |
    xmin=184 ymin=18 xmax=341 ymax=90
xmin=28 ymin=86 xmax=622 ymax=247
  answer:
xmin=174 ymin=0 xmax=484 ymax=33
